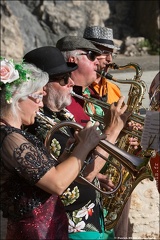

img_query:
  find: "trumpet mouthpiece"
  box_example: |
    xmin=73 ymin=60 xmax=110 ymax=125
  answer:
xmin=70 ymin=90 xmax=75 ymax=96
xmin=71 ymin=91 xmax=84 ymax=100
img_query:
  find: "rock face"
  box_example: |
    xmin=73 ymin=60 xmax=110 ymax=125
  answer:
xmin=128 ymin=179 xmax=159 ymax=239
xmin=1 ymin=0 xmax=159 ymax=60
xmin=1 ymin=1 xmax=24 ymax=59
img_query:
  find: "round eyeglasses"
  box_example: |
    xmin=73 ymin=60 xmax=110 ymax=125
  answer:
xmin=100 ymin=50 xmax=117 ymax=58
xmin=28 ymin=93 xmax=44 ymax=103
xmin=78 ymin=51 xmax=98 ymax=62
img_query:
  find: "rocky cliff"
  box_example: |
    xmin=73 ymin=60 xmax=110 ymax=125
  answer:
xmin=1 ymin=0 xmax=159 ymax=60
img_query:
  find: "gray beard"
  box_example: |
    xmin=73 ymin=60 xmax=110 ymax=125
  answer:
xmin=47 ymin=88 xmax=72 ymax=111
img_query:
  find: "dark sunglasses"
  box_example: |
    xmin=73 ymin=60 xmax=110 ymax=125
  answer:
xmin=51 ymin=73 xmax=71 ymax=86
xmin=78 ymin=51 xmax=97 ymax=62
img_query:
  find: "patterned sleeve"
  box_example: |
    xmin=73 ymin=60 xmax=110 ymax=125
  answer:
xmin=1 ymin=131 xmax=57 ymax=184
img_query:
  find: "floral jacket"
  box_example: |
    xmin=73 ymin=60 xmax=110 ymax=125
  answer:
xmin=26 ymin=105 xmax=105 ymax=234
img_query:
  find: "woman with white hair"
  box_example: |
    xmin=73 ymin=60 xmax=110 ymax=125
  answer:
xmin=0 ymin=57 xmax=105 ymax=239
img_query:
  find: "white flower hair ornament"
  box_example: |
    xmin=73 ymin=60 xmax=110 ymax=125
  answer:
xmin=0 ymin=57 xmax=31 ymax=104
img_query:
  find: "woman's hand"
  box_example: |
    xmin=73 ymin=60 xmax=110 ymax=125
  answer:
xmin=74 ymin=121 xmax=106 ymax=152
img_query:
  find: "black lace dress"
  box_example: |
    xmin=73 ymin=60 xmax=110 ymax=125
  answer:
xmin=0 ymin=125 xmax=68 ymax=240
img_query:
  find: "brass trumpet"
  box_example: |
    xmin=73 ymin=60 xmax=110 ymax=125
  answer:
xmin=71 ymin=90 xmax=144 ymax=139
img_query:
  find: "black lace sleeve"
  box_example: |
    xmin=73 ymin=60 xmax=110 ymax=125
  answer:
xmin=0 ymin=128 xmax=58 ymax=184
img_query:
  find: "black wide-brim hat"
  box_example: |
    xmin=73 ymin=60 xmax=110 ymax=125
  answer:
xmin=23 ymin=46 xmax=78 ymax=81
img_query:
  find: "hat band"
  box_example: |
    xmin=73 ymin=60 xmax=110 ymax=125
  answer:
xmin=48 ymin=63 xmax=68 ymax=76
xmin=86 ymin=38 xmax=114 ymax=46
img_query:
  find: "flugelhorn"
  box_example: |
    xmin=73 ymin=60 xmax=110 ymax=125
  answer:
xmin=44 ymin=120 xmax=153 ymax=230
xmin=43 ymin=121 xmax=152 ymax=195
xmin=37 ymin=112 xmax=153 ymax=230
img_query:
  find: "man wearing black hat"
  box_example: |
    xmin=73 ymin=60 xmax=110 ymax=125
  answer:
xmin=83 ymin=26 xmax=121 ymax=105
xmin=23 ymin=46 xmax=78 ymax=141
xmin=56 ymin=36 xmax=130 ymax=240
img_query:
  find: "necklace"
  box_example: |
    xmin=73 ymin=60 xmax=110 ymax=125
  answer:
xmin=0 ymin=118 xmax=11 ymax=126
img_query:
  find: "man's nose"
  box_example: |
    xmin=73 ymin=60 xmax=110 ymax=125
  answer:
xmin=67 ymin=77 xmax=74 ymax=86
xmin=94 ymin=57 xmax=100 ymax=65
